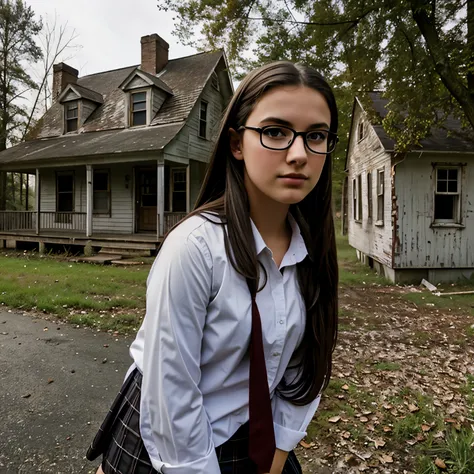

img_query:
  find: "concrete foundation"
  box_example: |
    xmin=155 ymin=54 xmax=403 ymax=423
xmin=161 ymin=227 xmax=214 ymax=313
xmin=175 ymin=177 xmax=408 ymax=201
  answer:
xmin=357 ymin=251 xmax=474 ymax=284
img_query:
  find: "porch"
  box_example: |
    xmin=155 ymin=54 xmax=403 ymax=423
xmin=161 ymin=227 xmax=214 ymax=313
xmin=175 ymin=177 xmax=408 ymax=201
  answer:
xmin=0 ymin=210 xmax=187 ymax=254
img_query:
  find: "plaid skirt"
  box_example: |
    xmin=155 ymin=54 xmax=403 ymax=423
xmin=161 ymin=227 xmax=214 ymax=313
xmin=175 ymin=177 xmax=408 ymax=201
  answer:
xmin=87 ymin=368 xmax=302 ymax=474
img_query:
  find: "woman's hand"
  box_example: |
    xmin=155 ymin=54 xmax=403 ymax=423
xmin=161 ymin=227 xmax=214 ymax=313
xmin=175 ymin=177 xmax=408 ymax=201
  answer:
xmin=269 ymin=448 xmax=289 ymax=474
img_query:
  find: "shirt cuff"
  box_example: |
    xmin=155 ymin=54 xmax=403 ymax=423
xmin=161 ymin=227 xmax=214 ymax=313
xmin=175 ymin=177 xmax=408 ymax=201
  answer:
xmin=273 ymin=422 xmax=306 ymax=452
xmin=150 ymin=449 xmax=221 ymax=474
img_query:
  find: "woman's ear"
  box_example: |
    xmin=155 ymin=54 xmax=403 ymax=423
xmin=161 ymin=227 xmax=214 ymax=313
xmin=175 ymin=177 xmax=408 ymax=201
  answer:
xmin=229 ymin=128 xmax=244 ymax=161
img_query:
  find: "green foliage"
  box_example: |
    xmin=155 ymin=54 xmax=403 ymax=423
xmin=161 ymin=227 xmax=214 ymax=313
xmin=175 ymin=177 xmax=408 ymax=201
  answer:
xmin=158 ymin=0 xmax=474 ymax=210
xmin=0 ymin=0 xmax=43 ymax=151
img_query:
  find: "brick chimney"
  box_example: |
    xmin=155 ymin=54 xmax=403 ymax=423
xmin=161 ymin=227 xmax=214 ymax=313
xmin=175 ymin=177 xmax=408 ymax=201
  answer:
xmin=52 ymin=63 xmax=79 ymax=104
xmin=141 ymin=34 xmax=169 ymax=75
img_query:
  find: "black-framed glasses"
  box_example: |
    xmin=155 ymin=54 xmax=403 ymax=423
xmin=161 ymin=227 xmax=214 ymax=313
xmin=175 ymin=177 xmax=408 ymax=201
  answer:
xmin=238 ymin=125 xmax=338 ymax=155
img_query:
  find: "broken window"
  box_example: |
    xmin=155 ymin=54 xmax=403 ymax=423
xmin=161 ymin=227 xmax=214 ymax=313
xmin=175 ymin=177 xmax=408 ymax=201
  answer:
xmin=434 ymin=167 xmax=461 ymax=223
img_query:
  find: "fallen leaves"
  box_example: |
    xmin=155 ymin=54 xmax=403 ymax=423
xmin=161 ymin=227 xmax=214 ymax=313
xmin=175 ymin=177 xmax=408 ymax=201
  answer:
xmin=296 ymin=285 xmax=473 ymax=474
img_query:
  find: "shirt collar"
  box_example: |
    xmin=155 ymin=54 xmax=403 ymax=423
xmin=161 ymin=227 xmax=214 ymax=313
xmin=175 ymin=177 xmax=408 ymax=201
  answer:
xmin=250 ymin=213 xmax=308 ymax=266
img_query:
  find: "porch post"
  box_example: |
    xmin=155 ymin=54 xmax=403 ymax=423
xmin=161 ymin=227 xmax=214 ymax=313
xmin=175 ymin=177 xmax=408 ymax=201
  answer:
xmin=86 ymin=165 xmax=93 ymax=237
xmin=186 ymin=164 xmax=191 ymax=212
xmin=157 ymin=158 xmax=165 ymax=238
xmin=35 ymin=169 xmax=41 ymax=235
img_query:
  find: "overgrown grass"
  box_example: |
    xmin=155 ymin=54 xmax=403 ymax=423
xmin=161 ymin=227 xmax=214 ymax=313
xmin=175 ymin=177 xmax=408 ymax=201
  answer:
xmin=336 ymin=231 xmax=392 ymax=286
xmin=0 ymin=254 xmax=149 ymax=331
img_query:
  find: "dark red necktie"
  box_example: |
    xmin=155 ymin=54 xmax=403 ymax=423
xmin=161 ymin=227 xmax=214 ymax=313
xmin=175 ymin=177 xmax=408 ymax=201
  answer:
xmin=248 ymin=293 xmax=276 ymax=473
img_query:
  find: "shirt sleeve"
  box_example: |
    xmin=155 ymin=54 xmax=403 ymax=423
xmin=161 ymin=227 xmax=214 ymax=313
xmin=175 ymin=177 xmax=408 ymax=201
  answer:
xmin=271 ymin=361 xmax=321 ymax=452
xmin=138 ymin=230 xmax=221 ymax=474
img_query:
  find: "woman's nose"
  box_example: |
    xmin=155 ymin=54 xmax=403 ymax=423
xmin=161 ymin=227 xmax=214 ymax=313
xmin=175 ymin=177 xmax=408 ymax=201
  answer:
xmin=286 ymin=135 xmax=308 ymax=165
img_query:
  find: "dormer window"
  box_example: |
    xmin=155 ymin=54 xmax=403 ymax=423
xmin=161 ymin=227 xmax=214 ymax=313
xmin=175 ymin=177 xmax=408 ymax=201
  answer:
xmin=199 ymin=101 xmax=208 ymax=138
xmin=58 ymin=84 xmax=103 ymax=135
xmin=66 ymin=102 xmax=79 ymax=132
xmin=131 ymin=92 xmax=147 ymax=126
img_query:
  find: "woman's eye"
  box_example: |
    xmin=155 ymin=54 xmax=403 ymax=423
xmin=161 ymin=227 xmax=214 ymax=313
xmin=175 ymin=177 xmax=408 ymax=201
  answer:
xmin=307 ymin=130 xmax=327 ymax=142
xmin=263 ymin=127 xmax=289 ymax=139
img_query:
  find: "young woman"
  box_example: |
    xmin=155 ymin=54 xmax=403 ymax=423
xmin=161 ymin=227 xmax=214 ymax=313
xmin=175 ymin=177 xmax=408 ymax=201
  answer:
xmin=87 ymin=60 xmax=339 ymax=474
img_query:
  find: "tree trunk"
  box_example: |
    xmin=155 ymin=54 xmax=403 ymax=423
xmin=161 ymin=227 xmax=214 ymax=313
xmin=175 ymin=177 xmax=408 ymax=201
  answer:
xmin=467 ymin=0 xmax=474 ymax=95
xmin=411 ymin=0 xmax=474 ymax=130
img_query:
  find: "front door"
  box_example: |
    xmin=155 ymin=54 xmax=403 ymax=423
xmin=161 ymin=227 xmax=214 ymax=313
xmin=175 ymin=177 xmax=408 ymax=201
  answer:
xmin=136 ymin=168 xmax=157 ymax=232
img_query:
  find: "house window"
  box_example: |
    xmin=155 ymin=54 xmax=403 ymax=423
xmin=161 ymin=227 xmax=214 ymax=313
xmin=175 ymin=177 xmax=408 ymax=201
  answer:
xmin=357 ymin=174 xmax=362 ymax=221
xmin=56 ymin=171 xmax=74 ymax=222
xmin=66 ymin=102 xmax=78 ymax=132
xmin=199 ymin=101 xmax=208 ymax=138
xmin=211 ymin=72 xmax=220 ymax=91
xmin=93 ymin=170 xmax=111 ymax=214
xmin=367 ymin=172 xmax=372 ymax=221
xmin=131 ymin=92 xmax=147 ymax=126
xmin=376 ymin=169 xmax=384 ymax=224
xmin=434 ymin=167 xmax=461 ymax=223
xmin=171 ymin=168 xmax=187 ymax=212
xmin=352 ymin=178 xmax=357 ymax=220
xmin=358 ymin=121 xmax=364 ymax=141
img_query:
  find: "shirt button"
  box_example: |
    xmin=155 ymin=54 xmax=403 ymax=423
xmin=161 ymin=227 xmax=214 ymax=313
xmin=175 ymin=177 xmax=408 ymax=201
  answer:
xmin=272 ymin=352 xmax=281 ymax=357
xmin=279 ymin=320 xmax=284 ymax=324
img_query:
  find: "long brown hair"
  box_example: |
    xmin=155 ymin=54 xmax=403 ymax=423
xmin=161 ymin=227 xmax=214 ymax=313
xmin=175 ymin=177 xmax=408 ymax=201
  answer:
xmin=172 ymin=61 xmax=338 ymax=405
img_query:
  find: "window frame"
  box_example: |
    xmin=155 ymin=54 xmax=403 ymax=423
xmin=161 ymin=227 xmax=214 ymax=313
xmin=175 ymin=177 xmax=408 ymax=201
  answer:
xmin=56 ymin=171 xmax=75 ymax=223
xmin=198 ymin=100 xmax=208 ymax=139
xmin=367 ymin=171 xmax=373 ymax=222
xmin=65 ymin=101 xmax=79 ymax=133
xmin=130 ymin=90 xmax=148 ymax=127
xmin=93 ymin=169 xmax=111 ymax=216
xmin=376 ymin=168 xmax=384 ymax=226
xmin=432 ymin=165 xmax=463 ymax=227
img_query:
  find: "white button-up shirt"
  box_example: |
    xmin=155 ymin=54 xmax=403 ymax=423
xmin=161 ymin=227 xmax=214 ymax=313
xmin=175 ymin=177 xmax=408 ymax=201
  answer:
xmin=128 ymin=213 xmax=321 ymax=473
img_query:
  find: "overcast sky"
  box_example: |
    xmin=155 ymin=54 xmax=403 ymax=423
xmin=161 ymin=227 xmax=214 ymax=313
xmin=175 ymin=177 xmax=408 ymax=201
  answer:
xmin=26 ymin=0 xmax=198 ymax=76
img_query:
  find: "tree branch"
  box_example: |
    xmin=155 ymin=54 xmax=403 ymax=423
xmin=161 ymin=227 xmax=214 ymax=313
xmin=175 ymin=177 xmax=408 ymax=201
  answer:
xmin=248 ymin=8 xmax=378 ymax=27
xmin=411 ymin=0 xmax=474 ymax=128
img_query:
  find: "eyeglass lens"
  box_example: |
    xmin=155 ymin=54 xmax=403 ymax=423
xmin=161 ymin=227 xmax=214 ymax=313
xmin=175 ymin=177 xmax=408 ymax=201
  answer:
xmin=260 ymin=126 xmax=335 ymax=153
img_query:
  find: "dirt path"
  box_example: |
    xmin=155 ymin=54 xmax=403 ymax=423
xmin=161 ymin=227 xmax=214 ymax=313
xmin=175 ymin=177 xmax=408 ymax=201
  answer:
xmin=298 ymin=285 xmax=474 ymax=474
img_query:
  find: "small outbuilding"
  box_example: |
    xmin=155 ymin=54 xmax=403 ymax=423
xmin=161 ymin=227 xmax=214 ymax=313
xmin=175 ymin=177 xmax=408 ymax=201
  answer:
xmin=344 ymin=92 xmax=474 ymax=283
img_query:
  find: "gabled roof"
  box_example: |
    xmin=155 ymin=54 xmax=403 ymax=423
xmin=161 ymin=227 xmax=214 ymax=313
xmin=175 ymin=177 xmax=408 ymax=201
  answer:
xmin=58 ymin=83 xmax=104 ymax=104
xmin=119 ymin=68 xmax=174 ymax=95
xmin=366 ymin=92 xmax=473 ymax=152
xmin=35 ymin=50 xmax=225 ymax=138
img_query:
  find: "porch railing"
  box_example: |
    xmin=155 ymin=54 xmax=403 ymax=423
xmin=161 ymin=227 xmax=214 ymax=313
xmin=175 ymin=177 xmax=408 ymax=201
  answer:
xmin=40 ymin=212 xmax=87 ymax=231
xmin=164 ymin=212 xmax=187 ymax=231
xmin=0 ymin=211 xmax=35 ymax=231
xmin=0 ymin=211 xmax=86 ymax=233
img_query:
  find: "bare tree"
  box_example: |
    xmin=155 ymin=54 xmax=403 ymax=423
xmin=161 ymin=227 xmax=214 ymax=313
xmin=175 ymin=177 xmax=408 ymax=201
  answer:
xmin=23 ymin=13 xmax=80 ymax=139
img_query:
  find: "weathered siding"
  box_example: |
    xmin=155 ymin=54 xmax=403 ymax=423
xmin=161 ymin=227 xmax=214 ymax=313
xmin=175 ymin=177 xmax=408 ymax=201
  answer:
xmin=81 ymin=99 xmax=97 ymax=125
xmin=39 ymin=164 xmax=135 ymax=234
xmin=152 ymin=89 xmax=167 ymax=118
xmin=189 ymin=160 xmax=208 ymax=209
xmin=347 ymin=102 xmax=393 ymax=267
xmin=394 ymin=153 xmax=474 ymax=269
xmin=164 ymin=78 xmax=224 ymax=164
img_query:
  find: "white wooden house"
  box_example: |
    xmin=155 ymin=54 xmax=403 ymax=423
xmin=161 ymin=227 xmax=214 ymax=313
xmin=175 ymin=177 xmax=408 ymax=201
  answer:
xmin=344 ymin=92 xmax=474 ymax=283
xmin=0 ymin=33 xmax=233 ymax=255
